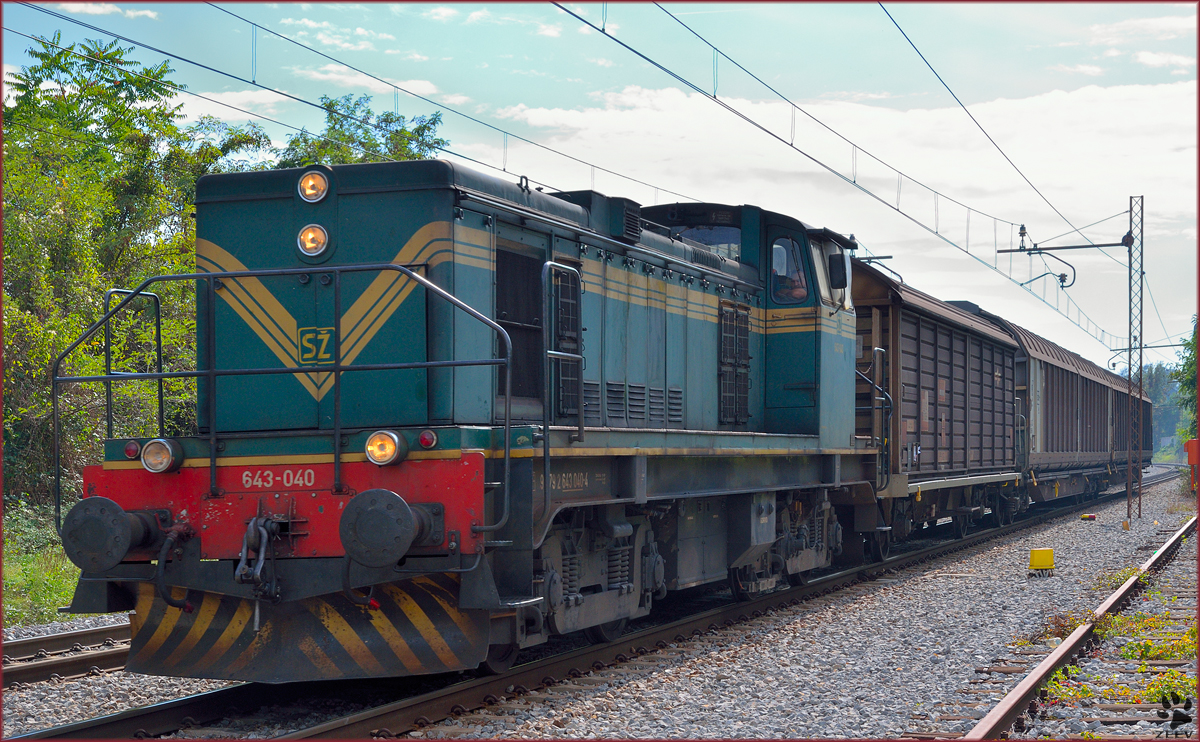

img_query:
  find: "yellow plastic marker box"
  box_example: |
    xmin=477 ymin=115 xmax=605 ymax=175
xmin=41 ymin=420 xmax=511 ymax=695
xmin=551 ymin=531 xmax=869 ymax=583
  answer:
xmin=1029 ymin=548 xmax=1055 ymax=570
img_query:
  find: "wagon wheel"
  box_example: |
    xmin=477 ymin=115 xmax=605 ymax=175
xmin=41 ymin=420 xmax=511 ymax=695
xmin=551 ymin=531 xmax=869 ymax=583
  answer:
xmin=952 ymin=514 xmax=969 ymax=540
xmin=869 ymin=529 xmax=891 ymax=562
xmin=583 ymin=618 xmax=627 ymax=645
xmin=479 ymin=642 xmax=520 ymax=675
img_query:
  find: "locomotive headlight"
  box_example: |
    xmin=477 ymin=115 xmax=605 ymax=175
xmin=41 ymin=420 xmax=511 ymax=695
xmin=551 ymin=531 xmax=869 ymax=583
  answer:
xmin=365 ymin=430 xmax=407 ymax=466
xmin=140 ymin=438 xmax=183 ymax=473
xmin=297 ymin=171 xmax=329 ymax=203
xmin=297 ymin=224 xmax=329 ymax=256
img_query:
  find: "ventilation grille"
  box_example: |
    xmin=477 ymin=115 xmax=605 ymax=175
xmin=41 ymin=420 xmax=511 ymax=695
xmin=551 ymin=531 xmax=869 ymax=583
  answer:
xmin=668 ymin=387 xmax=684 ymax=425
xmin=623 ymin=205 xmax=642 ymax=241
xmin=688 ymin=246 xmax=726 ymax=271
xmin=606 ymin=382 xmax=626 ymax=425
xmin=583 ymin=381 xmax=601 ymax=425
xmin=648 ymin=387 xmax=666 ymax=426
xmin=627 ymin=384 xmax=647 ymax=422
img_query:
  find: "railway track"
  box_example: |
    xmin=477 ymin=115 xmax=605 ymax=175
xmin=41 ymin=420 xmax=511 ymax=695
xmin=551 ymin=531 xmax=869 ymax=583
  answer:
xmin=12 ymin=465 xmax=1182 ymax=740
xmin=961 ymin=511 xmax=1198 ymax=740
xmin=2 ymin=624 xmax=131 ymax=689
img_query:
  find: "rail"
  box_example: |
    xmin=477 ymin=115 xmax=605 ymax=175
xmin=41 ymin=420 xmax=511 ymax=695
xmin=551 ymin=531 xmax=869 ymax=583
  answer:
xmin=51 ymin=261 xmax=513 ymax=536
xmin=964 ymin=512 xmax=1198 ymax=739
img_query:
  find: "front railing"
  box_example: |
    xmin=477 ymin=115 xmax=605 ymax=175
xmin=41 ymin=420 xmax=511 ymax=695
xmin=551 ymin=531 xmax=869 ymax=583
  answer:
xmin=52 ymin=262 xmax=514 ymax=537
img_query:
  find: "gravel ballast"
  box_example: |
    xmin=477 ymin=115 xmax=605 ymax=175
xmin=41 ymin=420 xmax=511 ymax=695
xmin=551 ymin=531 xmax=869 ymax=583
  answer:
xmin=407 ymin=475 xmax=1194 ymax=739
xmin=3 ymin=471 xmax=1190 ymax=739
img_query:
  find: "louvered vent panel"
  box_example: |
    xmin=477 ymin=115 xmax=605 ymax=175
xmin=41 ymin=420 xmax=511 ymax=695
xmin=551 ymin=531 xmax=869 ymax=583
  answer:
xmin=648 ymin=387 xmax=666 ymax=426
xmin=623 ymin=204 xmax=642 ymax=241
xmin=627 ymin=384 xmax=647 ymax=422
xmin=583 ymin=381 xmax=601 ymax=425
xmin=606 ymin=382 xmax=626 ymax=426
xmin=667 ymin=387 xmax=684 ymax=425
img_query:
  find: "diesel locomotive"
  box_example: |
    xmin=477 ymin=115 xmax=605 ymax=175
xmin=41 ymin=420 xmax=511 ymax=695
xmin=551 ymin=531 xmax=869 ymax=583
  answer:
xmin=54 ymin=159 xmax=1152 ymax=683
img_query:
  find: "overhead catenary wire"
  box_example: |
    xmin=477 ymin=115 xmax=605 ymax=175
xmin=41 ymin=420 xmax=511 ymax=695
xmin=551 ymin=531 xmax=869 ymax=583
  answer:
xmin=201 ymin=1 xmax=701 ymax=204
xmin=13 ymin=3 xmax=577 ymax=194
xmin=3 ymin=26 xmax=395 ymax=166
xmin=555 ymin=2 xmax=1124 ymax=349
xmin=878 ymin=3 xmax=1093 ymax=247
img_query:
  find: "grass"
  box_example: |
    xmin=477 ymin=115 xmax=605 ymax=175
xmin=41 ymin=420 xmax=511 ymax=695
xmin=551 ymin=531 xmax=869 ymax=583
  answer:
xmin=1093 ymin=566 xmax=1147 ymax=591
xmin=3 ymin=501 xmax=83 ymax=628
xmin=1044 ymin=665 xmax=1096 ymax=704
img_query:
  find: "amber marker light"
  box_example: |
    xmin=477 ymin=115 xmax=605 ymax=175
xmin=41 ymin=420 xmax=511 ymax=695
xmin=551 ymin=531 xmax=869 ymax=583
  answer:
xmin=297 ymin=171 xmax=329 ymax=203
xmin=365 ymin=430 xmax=407 ymax=465
xmin=140 ymin=438 xmax=183 ymax=473
xmin=297 ymin=224 xmax=329 ymax=256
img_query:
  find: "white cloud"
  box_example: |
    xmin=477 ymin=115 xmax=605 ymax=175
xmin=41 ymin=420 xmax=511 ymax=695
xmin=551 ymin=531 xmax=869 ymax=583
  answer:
xmin=355 ymin=28 xmax=395 ymax=40
xmin=289 ymin=64 xmax=438 ymax=96
xmin=280 ymin=17 xmax=334 ymax=30
xmin=51 ymin=2 xmax=156 ymax=18
xmin=440 ymin=93 xmax=470 ymax=105
xmin=466 ymin=9 xmax=491 ymax=23
xmin=591 ymin=58 xmax=614 ymax=68
xmin=315 ymin=31 xmax=374 ymax=52
xmin=1088 ymin=14 xmax=1196 ymax=45
xmin=175 ymin=89 xmax=286 ymax=123
xmin=1103 ymin=48 xmax=1123 ymax=57
xmin=386 ymin=50 xmax=429 ymax=61
xmin=1050 ymin=63 xmax=1104 ymax=76
xmin=536 ymin=23 xmax=562 ymax=37
xmin=1134 ymin=51 xmax=1197 ymax=69
xmin=473 ymin=81 xmax=1197 ymax=365
xmin=423 ymin=6 xmax=459 ymax=21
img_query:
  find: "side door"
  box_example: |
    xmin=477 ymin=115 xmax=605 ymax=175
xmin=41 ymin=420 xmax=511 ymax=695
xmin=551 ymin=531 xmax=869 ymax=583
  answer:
xmin=763 ymin=231 xmax=819 ymax=434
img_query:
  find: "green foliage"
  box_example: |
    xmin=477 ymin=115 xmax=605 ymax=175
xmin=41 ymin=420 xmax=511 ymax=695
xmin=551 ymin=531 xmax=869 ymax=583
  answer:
xmin=2 ymin=499 xmax=83 ymax=627
xmin=4 ymin=36 xmax=444 ymax=516
xmin=1044 ymin=666 xmax=1096 ymax=704
xmin=1093 ymin=566 xmax=1148 ymax=591
xmin=275 ymin=94 xmax=447 ymax=168
xmin=1144 ymin=670 xmax=1199 ymax=704
xmin=1123 ymin=625 xmax=1197 ymax=662
xmin=1171 ymin=317 xmax=1197 ymax=442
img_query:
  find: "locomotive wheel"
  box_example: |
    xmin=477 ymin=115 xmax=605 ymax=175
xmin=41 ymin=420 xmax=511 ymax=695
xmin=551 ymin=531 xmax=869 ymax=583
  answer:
xmin=785 ymin=569 xmax=808 ymax=587
xmin=583 ymin=618 xmax=628 ymax=644
xmin=479 ymin=643 xmax=520 ymax=675
xmin=869 ymin=530 xmax=891 ymax=562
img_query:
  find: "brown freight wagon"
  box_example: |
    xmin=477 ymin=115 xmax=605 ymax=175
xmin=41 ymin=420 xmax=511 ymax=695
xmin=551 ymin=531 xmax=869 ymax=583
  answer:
xmin=948 ymin=304 xmax=1153 ymax=503
xmin=851 ymin=260 xmax=1022 ymax=540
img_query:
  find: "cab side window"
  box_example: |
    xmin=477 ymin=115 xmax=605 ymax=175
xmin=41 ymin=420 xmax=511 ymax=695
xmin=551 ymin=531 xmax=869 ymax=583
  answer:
xmin=770 ymin=237 xmax=808 ymax=304
xmin=808 ymin=239 xmax=834 ymax=305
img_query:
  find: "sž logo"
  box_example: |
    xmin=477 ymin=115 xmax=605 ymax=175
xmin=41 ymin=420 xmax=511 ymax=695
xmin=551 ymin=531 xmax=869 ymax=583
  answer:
xmin=1156 ymin=693 xmax=1193 ymax=730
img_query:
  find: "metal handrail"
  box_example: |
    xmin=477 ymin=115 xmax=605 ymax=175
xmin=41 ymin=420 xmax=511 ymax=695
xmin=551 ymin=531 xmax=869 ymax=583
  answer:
xmin=103 ymin=289 xmax=163 ymax=439
xmin=854 ymin=346 xmax=893 ymax=492
xmin=52 ymin=262 xmax=513 ymax=537
xmin=540 ymin=261 xmax=585 ymax=530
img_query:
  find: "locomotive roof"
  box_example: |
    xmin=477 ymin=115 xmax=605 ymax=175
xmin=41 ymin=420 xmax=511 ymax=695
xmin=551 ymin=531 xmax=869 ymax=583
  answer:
xmin=196 ymin=158 xmax=592 ymax=227
xmin=849 ymin=259 xmax=1018 ymax=348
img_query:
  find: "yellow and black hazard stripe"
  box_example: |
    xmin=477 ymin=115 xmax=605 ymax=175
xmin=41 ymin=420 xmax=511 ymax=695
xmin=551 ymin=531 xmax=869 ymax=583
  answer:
xmin=126 ymin=573 xmax=489 ymax=682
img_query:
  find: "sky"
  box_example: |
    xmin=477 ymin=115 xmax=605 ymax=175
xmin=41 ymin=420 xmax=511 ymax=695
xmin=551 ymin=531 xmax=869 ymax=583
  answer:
xmin=3 ymin=2 xmax=1196 ymax=369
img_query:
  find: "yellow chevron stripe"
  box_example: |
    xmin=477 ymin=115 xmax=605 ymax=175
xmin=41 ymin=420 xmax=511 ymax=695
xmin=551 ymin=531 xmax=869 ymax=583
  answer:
xmin=224 ymin=615 xmax=274 ymax=676
xmin=130 ymin=583 xmax=153 ymax=635
xmin=129 ymin=587 xmax=187 ymax=667
xmin=381 ymin=583 xmax=460 ymax=667
xmin=304 ymin=599 xmax=387 ymax=675
xmin=363 ymin=605 xmax=425 ymax=674
xmin=297 ymin=635 xmax=343 ymax=678
xmin=193 ymin=599 xmax=254 ymax=672
xmin=411 ymin=576 xmax=480 ymax=641
xmin=162 ymin=592 xmax=222 ymax=668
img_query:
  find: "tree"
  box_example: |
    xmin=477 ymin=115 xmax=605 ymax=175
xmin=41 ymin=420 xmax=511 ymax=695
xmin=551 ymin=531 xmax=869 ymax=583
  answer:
xmin=1171 ymin=316 xmax=1197 ymax=443
xmin=3 ymin=35 xmax=271 ymax=506
xmin=274 ymin=94 xmax=447 ymax=168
